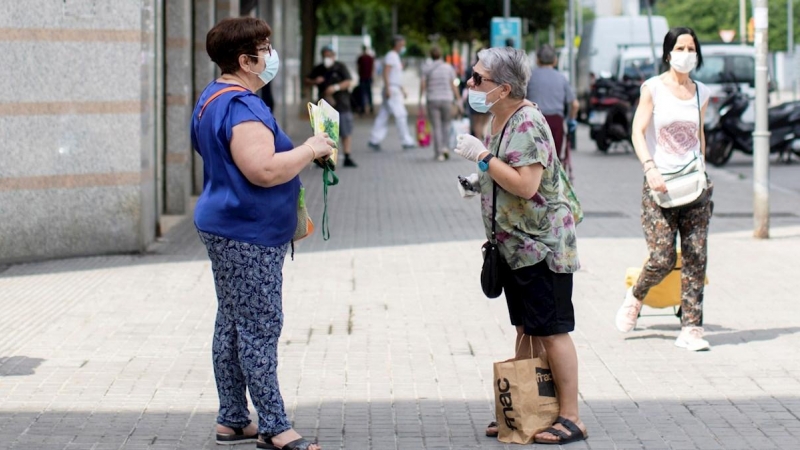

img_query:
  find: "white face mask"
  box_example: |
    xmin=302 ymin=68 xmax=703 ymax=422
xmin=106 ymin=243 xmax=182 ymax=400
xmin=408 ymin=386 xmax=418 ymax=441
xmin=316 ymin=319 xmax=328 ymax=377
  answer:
xmin=670 ymin=51 xmax=697 ymax=74
xmin=248 ymin=49 xmax=280 ymax=85
xmin=468 ymin=85 xmax=501 ymax=113
xmin=323 ymin=57 xmax=334 ymax=68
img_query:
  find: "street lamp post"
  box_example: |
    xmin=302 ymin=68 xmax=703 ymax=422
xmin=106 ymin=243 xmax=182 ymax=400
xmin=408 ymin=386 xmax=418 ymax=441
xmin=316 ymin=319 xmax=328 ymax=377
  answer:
xmin=740 ymin=0 xmax=747 ymax=45
xmin=753 ymin=0 xmax=770 ymax=238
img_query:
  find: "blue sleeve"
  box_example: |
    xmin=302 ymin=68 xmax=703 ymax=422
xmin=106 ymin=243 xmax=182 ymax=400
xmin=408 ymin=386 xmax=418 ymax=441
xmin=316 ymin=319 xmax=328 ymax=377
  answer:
xmin=226 ymin=94 xmax=277 ymax=141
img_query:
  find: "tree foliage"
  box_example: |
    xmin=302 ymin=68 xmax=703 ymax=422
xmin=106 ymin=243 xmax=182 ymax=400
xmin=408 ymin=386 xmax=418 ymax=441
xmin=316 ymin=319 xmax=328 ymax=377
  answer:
xmin=657 ymin=0 xmax=799 ymax=52
xmin=315 ymin=0 xmax=569 ymax=54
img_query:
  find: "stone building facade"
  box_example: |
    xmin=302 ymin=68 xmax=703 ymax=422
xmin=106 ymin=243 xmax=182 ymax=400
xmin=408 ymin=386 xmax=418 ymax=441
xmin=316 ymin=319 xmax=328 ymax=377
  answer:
xmin=0 ymin=0 xmax=300 ymax=263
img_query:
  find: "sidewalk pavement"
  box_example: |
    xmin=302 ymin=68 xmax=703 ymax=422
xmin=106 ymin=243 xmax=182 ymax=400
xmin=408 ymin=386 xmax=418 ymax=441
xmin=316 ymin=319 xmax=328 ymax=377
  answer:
xmin=1 ymin=114 xmax=800 ymax=450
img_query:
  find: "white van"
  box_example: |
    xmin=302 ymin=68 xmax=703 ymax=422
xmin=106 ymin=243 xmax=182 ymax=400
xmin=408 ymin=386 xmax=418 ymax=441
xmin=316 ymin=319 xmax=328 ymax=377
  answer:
xmin=576 ymin=15 xmax=669 ymax=116
xmin=614 ymin=45 xmax=663 ymax=82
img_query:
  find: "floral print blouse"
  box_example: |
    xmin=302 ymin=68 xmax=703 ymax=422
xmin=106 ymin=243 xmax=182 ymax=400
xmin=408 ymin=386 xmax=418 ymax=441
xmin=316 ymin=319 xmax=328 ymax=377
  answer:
xmin=480 ymin=105 xmax=580 ymax=273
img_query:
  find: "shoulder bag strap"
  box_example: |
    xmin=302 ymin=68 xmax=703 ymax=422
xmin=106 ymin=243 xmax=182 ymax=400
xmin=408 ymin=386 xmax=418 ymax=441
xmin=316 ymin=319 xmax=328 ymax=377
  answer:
xmin=694 ymin=81 xmax=701 ymax=157
xmin=490 ymin=105 xmax=527 ymax=243
xmin=198 ymin=86 xmax=248 ymax=119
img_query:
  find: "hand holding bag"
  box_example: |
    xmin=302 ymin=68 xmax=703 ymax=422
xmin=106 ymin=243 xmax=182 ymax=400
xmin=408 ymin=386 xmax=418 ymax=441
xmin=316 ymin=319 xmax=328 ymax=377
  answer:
xmin=650 ymin=82 xmax=707 ymax=209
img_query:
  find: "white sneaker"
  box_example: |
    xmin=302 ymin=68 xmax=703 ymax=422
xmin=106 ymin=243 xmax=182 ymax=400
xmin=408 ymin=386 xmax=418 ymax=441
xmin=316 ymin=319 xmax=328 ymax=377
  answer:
xmin=615 ymin=287 xmax=643 ymax=333
xmin=675 ymin=326 xmax=711 ymax=351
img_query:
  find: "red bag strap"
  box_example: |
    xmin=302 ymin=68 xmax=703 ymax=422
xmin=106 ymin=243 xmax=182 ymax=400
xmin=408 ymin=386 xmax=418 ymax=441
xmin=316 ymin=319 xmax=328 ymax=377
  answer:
xmin=198 ymin=86 xmax=247 ymax=119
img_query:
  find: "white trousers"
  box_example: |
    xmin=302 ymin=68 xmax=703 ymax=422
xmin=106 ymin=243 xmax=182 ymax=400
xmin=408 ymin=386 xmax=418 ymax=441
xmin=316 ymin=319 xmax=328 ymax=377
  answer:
xmin=369 ymin=86 xmax=415 ymax=146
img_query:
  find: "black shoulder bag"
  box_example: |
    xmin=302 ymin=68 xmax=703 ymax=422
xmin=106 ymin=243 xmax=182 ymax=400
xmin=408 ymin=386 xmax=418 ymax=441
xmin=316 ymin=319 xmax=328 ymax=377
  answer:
xmin=480 ymin=106 xmax=524 ymax=299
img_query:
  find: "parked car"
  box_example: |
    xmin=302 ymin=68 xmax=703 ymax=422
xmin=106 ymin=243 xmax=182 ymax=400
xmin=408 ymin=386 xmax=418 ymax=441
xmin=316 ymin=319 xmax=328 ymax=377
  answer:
xmin=692 ymin=44 xmax=757 ymax=127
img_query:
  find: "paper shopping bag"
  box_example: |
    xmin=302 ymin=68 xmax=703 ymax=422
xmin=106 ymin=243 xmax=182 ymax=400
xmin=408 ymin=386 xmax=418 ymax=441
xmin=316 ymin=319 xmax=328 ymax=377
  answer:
xmin=493 ymin=352 xmax=559 ymax=444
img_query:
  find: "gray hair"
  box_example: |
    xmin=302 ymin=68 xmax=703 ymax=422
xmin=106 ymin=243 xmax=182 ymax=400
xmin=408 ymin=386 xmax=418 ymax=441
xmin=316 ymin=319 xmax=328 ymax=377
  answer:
xmin=537 ymin=44 xmax=557 ymax=65
xmin=477 ymin=47 xmax=530 ymax=99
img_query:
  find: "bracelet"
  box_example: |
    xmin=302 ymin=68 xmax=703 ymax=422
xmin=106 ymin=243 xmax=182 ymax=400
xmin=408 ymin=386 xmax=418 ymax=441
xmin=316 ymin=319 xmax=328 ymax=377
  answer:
xmin=642 ymin=159 xmax=654 ymax=167
xmin=644 ymin=166 xmax=655 ymax=175
xmin=302 ymin=143 xmax=317 ymax=162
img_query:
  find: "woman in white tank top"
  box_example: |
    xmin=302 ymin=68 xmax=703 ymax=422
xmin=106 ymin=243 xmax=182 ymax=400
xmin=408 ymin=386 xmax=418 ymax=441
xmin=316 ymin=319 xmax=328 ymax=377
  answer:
xmin=614 ymin=27 xmax=715 ymax=352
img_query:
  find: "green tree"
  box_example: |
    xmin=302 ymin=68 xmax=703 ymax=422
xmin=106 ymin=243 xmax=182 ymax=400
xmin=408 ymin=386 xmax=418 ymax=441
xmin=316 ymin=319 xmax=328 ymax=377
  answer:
xmin=658 ymin=0 xmax=799 ymax=51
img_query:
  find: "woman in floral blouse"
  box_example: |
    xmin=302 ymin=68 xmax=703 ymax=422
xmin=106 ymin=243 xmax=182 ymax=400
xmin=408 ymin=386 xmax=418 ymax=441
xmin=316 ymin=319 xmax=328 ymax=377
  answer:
xmin=454 ymin=47 xmax=586 ymax=445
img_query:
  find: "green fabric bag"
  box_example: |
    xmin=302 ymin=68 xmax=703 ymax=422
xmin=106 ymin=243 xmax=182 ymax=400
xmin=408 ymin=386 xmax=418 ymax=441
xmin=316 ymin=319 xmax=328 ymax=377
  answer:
xmin=558 ymin=163 xmax=583 ymax=225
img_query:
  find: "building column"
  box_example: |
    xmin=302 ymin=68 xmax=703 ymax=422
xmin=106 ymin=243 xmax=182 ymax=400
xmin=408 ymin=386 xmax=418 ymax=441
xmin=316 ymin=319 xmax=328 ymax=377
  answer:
xmin=165 ymin=0 xmax=193 ymax=214
xmin=215 ymin=0 xmax=239 ymax=20
xmin=192 ymin=0 xmax=216 ymax=195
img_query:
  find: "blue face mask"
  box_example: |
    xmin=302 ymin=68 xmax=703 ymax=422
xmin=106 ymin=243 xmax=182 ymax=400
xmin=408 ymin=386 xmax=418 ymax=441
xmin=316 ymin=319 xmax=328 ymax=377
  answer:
xmin=468 ymin=85 xmax=501 ymax=113
xmin=399 ymin=46 xmax=407 ymax=56
xmin=250 ymin=49 xmax=280 ymax=85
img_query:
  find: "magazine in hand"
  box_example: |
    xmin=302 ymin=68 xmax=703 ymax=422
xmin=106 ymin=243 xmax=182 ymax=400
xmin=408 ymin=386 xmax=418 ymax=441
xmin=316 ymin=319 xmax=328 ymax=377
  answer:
xmin=307 ymin=99 xmax=339 ymax=170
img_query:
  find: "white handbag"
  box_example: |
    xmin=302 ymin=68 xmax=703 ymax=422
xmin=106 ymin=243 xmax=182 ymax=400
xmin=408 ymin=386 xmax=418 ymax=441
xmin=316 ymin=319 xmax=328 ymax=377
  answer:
xmin=650 ymin=154 xmax=707 ymax=208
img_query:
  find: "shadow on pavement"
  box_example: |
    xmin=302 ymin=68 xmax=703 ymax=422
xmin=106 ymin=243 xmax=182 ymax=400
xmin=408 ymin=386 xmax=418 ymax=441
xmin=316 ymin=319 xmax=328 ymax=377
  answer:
xmin=621 ymin=325 xmax=800 ymax=348
xmin=0 ymin=356 xmax=45 ymax=377
xmin=1 ymin=395 xmax=798 ymax=449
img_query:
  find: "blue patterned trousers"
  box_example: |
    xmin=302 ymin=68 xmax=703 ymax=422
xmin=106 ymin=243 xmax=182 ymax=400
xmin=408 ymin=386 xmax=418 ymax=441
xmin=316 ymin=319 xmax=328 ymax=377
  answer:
xmin=198 ymin=231 xmax=292 ymax=436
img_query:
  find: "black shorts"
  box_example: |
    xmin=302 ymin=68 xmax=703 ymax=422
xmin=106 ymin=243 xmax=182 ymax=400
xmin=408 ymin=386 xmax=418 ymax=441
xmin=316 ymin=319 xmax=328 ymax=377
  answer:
xmin=500 ymin=258 xmax=575 ymax=336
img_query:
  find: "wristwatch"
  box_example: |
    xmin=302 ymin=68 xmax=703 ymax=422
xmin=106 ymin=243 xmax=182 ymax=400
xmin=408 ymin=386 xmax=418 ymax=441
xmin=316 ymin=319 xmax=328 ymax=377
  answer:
xmin=478 ymin=153 xmax=494 ymax=172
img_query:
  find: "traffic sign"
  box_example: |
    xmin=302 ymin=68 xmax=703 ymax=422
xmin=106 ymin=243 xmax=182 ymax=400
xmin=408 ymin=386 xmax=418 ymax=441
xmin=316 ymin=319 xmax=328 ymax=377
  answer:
xmin=491 ymin=17 xmax=522 ymax=49
xmin=719 ymin=29 xmax=736 ymax=43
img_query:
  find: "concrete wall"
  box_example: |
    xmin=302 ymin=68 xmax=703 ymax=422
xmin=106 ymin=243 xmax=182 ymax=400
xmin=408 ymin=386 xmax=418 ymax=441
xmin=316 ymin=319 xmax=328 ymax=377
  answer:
xmin=0 ymin=0 xmax=159 ymax=263
xmin=0 ymin=0 xmax=300 ymax=264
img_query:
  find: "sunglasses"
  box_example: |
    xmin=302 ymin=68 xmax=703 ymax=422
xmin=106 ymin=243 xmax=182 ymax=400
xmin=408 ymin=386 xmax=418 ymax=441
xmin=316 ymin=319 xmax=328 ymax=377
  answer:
xmin=471 ymin=71 xmax=496 ymax=86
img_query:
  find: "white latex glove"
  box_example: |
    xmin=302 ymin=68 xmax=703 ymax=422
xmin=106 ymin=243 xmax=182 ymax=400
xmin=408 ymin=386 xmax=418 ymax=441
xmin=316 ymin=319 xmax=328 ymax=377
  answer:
xmin=454 ymin=134 xmax=488 ymax=162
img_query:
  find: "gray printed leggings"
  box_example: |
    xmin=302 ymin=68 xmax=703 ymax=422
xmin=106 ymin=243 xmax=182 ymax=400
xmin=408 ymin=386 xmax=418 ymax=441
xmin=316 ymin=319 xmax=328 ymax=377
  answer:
xmin=633 ymin=179 xmax=713 ymax=327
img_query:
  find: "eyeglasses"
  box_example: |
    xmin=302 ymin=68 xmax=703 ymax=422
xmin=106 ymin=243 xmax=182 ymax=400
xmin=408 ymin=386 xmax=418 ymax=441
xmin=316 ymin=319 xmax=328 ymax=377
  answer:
xmin=471 ymin=71 xmax=496 ymax=86
xmin=255 ymin=42 xmax=272 ymax=57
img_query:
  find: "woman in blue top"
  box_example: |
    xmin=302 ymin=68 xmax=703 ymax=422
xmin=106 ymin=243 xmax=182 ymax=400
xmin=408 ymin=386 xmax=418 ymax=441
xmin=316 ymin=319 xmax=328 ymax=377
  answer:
xmin=191 ymin=17 xmax=333 ymax=450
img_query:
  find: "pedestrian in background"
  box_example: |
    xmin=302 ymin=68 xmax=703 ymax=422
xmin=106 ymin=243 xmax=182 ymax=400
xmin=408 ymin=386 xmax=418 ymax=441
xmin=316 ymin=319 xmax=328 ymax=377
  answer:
xmin=615 ymin=27 xmax=713 ymax=352
xmin=356 ymin=45 xmax=374 ymax=115
xmin=526 ymin=44 xmax=579 ymax=180
xmin=367 ymin=35 xmax=416 ymax=151
xmin=454 ymin=46 xmax=587 ymax=445
xmin=420 ymin=45 xmax=462 ymax=161
xmin=192 ymin=17 xmax=334 ymax=450
xmin=305 ymin=45 xmax=358 ymax=167
xmin=462 ymin=49 xmax=491 ymax=141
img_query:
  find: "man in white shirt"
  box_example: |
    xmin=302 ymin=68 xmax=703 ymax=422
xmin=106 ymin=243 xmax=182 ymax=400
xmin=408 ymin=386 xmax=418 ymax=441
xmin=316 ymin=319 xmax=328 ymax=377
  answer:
xmin=368 ymin=35 xmax=416 ymax=150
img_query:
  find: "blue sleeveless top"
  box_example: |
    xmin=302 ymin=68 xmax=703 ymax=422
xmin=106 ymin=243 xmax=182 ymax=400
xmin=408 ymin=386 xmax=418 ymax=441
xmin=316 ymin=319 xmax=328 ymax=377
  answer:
xmin=191 ymin=81 xmax=299 ymax=247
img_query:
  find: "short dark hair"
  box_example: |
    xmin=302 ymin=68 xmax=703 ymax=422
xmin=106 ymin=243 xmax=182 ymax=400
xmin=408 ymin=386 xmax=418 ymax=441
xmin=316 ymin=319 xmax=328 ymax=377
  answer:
xmin=662 ymin=27 xmax=703 ymax=70
xmin=206 ymin=17 xmax=272 ymax=75
xmin=429 ymin=46 xmax=442 ymax=60
xmin=537 ymin=44 xmax=557 ymax=65
xmin=392 ymin=35 xmax=405 ymax=47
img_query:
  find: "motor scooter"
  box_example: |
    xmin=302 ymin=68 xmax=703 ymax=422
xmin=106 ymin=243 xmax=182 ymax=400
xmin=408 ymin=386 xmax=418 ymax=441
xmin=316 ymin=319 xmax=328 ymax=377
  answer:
xmin=587 ymin=77 xmax=641 ymax=152
xmin=705 ymin=83 xmax=800 ymax=166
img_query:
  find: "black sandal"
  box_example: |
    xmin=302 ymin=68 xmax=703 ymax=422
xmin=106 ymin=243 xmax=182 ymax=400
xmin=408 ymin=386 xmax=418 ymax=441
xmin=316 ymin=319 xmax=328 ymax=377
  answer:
xmin=257 ymin=436 xmax=319 ymax=450
xmin=533 ymin=416 xmax=588 ymax=445
xmin=215 ymin=426 xmax=258 ymax=445
xmin=485 ymin=421 xmax=498 ymax=437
